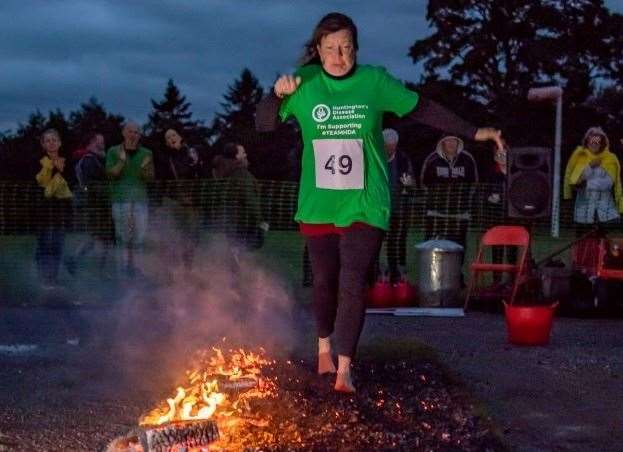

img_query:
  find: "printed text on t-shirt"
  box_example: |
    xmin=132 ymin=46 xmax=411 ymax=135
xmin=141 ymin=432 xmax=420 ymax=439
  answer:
xmin=314 ymin=104 xmax=369 ymax=137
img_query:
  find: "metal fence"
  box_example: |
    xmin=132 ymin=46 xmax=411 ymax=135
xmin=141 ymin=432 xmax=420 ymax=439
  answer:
xmin=0 ymin=179 xmax=619 ymax=304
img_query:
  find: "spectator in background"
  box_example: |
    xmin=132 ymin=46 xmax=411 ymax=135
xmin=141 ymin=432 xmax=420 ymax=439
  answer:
xmin=105 ymin=121 xmax=154 ymax=278
xmin=381 ymin=128 xmax=415 ymax=283
xmin=486 ymin=143 xmax=507 ymax=208
xmin=564 ymin=126 xmax=622 ymax=231
xmin=65 ymin=132 xmax=114 ymax=277
xmin=34 ymin=129 xmax=73 ymax=288
xmin=486 ymin=144 xmax=517 ymax=283
xmin=420 ymin=135 xmax=479 ymax=267
xmin=212 ymin=142 xmax=268 ymax=264
xmin=160 ymin=127 xmax=203 ymax=271
xmin=71 ymin=136 xmax=92 ymax=161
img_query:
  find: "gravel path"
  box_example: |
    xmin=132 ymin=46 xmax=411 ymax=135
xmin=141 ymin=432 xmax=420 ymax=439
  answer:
xmin=362 ymin=312 xmax=623 ymax=452
xmin=0 ymin=305 xmax=621 ymax=451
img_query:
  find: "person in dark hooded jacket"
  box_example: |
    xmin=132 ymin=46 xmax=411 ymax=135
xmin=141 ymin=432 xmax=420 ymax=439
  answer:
xmin=380 ymin=128 xmax=415 ymax=282
xmin=212 ymin=142 xmax=267 ymax=253
xmin=160 ymin=128 xmax=203 ymax=270
xmin=65 ymin=132 xmax=113 ymax=276
xmin=420 ymin=135 xmax=479 ymax=257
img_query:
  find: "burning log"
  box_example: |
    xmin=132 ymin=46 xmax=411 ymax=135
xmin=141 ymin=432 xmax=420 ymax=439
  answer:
xmin=106 ymin=420 xmax=219 ymax=452
xmin=218 ymin=377 xmax=258 ymax=393
xmin=141 ymin=420 xmax=220 ymax=451
xmin=108 ymin=346 xmax=276 ymax=451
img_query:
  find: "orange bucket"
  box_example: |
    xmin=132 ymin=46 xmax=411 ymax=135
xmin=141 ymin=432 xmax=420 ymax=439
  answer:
xmin=504 ymin=301 xmax=558 ymax=345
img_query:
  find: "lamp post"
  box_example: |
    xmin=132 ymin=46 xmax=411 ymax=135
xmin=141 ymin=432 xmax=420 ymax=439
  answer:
xmin=527 ymin=86 xmax=563 ymax=238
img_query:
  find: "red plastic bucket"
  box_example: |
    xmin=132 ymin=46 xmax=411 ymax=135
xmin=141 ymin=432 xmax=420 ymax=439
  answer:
xmin=504 ymin=302 xmax=558 ymax=346
xmin=393 ymin=281 xmax=417 ymax=307
xmin=367 ymin=281 xmax=393 ymax=308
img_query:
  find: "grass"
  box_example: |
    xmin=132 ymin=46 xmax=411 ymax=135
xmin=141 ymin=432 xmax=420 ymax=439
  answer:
xmin=0 ymin=226 xmax=580 ymax=307
xmin=0 ymin=230 xmax=308 ymax=306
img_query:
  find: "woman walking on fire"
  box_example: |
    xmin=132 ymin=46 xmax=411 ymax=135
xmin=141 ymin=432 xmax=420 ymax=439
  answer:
xmin=256 ymin=12 xmax=504 ymax=393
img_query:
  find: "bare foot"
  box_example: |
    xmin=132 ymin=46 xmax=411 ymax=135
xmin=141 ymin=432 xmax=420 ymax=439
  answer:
xmin=318 ymin=352 xmax=336 ymax=374
xmin=334 ymin=372 xmax=356 ymax=393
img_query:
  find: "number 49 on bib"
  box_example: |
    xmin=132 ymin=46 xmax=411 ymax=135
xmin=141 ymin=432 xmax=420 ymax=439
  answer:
xmin=312 ymin=138 xmax=364 ymax=190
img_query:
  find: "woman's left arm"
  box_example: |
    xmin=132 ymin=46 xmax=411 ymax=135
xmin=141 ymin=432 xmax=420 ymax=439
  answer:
xmin=256 ymin=93 xmax=284 ymax=133
xmin=407 ymin=97 xmax=503 ymax=150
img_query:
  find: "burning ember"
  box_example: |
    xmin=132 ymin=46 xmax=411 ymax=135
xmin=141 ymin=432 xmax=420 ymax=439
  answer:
xmin=107 ymin=344 xmax=505 ymax=451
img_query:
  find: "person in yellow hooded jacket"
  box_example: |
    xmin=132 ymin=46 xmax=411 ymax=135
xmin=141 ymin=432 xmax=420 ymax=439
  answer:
xmin=34 ymin=128 xmax=73 ymax=288
xmin=564 ymin=126 xmax=622 ymax=229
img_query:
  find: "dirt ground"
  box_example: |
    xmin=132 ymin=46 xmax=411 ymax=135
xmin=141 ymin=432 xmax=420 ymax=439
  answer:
xmin=362 ymin=312 xmax=623 ymax=452
xmin=0 ymin=304 xmax=621 ymax=451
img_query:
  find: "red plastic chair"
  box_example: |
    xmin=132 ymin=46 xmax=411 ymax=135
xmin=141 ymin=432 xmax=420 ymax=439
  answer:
xmin=597 ymin=238 xmax=623 ymax=280
xmin=571 ymin=236 xmax=601 ymax=276
xmin=464 ymin=226 xmax=531 ymax=311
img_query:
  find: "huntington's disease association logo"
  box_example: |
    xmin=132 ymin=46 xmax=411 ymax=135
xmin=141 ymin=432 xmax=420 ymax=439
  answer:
xmin=312 ymin=104 xmax=331 ymax=123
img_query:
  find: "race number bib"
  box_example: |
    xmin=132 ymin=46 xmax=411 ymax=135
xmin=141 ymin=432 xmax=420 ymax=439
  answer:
xmin=312 ymin=139 xmax=364 ymax=190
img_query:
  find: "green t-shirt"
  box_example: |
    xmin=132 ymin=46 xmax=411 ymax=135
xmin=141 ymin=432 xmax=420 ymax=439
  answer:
xmin=105 ymin=145 xmax=153 ymax=202
xmin=279 ymin=64 xmax=419 ymax=230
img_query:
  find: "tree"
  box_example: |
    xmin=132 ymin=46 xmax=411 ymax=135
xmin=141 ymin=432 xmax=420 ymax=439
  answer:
xmin=68 ymin=97 xmax=125 ymax=149
xmin=3 ymin=110 xmax=50 ymax=180
xmin=211 ymin=68 xmax=301 ymax=180
xmin=210 ymin=68 xmax=264 ymax=145
xmin=0 ymin=100 xmax=127 ymax=180
xmin=46 ymin=109 xmax=69 ymax=139
xmin=586 ymin=86 xmax=623 ymax=140
xmin=410 ymin=0 xmax=623 ymax=108
xmin=15 ymin=110 xmax=47 ymax=140
xmin=390 ymin=80 xmax=495 ymax=171
xmin=210 ymin=68 xmax=300 ymax=180
xmin=144 ymin=79 xmax=208 ymax=146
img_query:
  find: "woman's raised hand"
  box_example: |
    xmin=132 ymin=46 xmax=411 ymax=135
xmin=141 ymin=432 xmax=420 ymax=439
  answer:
xmin=52 ymin=157 xmax=65 ymax=172
xmin=274 ymin=75 xmax=301 ymax=98
xmin=475 ymin=127 xmax=504 ymax=152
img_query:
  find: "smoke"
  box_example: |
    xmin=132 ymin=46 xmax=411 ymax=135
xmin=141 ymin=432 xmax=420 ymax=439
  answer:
xmin=98 ymin=202 xmax=300 ymax=388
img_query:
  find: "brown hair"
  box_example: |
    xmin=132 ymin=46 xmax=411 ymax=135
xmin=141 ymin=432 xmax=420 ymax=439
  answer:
xmin=299 ymin=12 xmax=358 ymax=66
xmin=221 ymin=142 xmax=241 ymax=160
xmin=81 ymin=131 xmax=102 ymax=148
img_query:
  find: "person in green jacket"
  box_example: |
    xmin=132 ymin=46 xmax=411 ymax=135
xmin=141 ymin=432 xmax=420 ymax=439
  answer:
xmin=105 ymin=121 xmax=154 ymax=278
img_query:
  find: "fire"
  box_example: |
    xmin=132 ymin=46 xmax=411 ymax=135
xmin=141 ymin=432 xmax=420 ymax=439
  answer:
xmin=140 ymin=346 xmax=277 ymax=427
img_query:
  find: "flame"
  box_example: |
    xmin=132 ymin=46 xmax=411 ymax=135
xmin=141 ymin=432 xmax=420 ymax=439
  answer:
xmin=140 ymin=346 xmax=277 ymax=427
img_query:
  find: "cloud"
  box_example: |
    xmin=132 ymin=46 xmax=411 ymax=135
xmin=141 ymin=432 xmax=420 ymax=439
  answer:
xmin=0 ymin=0 xmax=428 ymax=132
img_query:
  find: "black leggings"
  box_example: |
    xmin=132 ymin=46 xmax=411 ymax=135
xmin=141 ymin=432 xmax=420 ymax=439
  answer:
xmin=306 ymin=226 xmax=384 ymax=358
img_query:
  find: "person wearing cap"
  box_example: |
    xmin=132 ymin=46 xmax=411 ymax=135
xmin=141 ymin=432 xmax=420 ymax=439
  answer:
xmin=380 ymin=128 xmax=415 ymax=283
xmin=420 ymin=135 xmax=479 ymax=273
